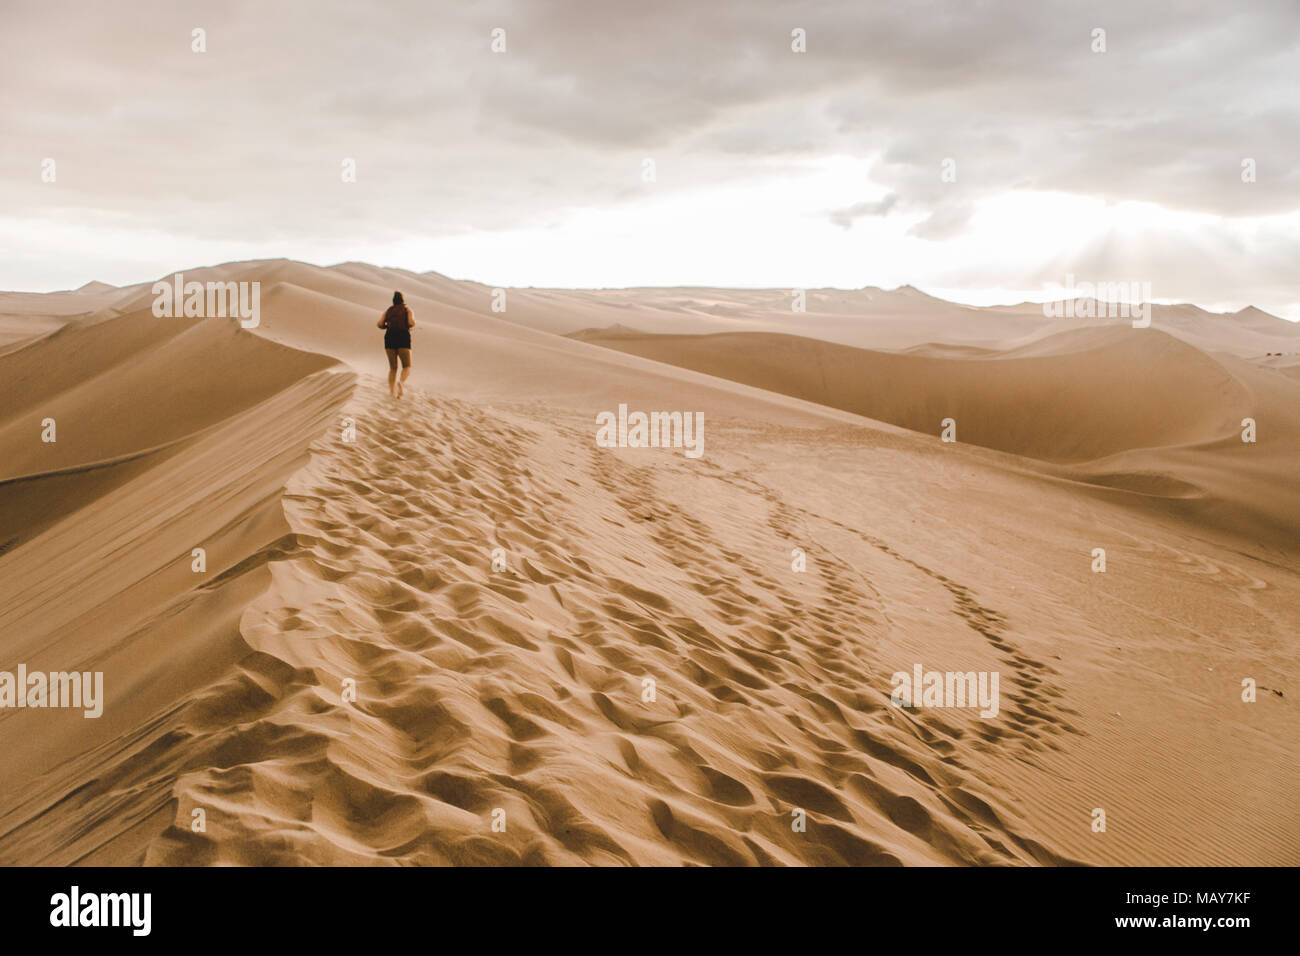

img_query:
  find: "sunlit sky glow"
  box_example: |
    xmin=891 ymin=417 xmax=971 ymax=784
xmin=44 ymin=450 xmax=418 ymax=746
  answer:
xmin=3 ymin=0 xmax=1298 ymax=318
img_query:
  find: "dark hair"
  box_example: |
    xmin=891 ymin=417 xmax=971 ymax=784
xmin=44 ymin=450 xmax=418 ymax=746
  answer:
xmin=392 ymin=291 xmax=404 ymax=306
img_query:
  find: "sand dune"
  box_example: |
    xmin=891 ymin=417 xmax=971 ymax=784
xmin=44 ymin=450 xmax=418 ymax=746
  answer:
xmin=0 ymin=260 xmax=1296 ymax=866
xmin=488 ymin=281 xmax=1300 ymax=356
xmin=571 ymin=325 xmax=1300 ymax=551
xmin=569 ymin=325 xmax=1253 ymax=462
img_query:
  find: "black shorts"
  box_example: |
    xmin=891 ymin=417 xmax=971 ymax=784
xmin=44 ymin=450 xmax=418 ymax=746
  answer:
xmin=384 ymin=333 xmax=411 ymax=350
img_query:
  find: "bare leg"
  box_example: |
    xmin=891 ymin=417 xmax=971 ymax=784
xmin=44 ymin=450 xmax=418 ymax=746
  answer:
xmin=385 ymin=349 xmax=398 ymax=395
xmin=397 ymin=349 xmax=411 ymax=398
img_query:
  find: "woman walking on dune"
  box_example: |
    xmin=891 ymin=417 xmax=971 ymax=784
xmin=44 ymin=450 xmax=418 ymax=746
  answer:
xmin=378 ymin=291 xmax=414 ymax=398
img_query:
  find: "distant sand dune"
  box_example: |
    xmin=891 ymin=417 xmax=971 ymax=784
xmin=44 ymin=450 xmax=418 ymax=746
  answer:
xmin=571 ymin=326 xmax=1300 ymax=550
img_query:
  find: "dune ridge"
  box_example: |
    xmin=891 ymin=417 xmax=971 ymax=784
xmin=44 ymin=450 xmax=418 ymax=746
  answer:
xmin=143 ymin=384 xmax=1087 ymax=865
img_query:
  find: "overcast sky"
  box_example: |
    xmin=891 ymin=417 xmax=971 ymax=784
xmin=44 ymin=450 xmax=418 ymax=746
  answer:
xmin=2 ymin=0 xmax=1298 ymax=316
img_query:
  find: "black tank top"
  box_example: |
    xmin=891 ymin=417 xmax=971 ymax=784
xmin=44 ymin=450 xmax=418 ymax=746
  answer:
xmin=383 ymin=305 xmax=411 ymax=347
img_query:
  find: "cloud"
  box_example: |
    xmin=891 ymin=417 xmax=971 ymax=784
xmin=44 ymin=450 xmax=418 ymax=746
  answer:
xmin=829 ymin=193 xmax=899 ymax=228
xmin=908 ymin=202 xmax=976 ymax=241
xmin=0 ymin=0 xmax=1297 ymax=310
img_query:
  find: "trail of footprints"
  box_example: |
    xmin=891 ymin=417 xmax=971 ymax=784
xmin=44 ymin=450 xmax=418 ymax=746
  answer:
xmin=821 ymin=510 xmax=1084 ymax=753
xmin=144 ymin=382 xmax=1080 ymax=865
xmin=684 ymin=463 xmax=1082 ymax=759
